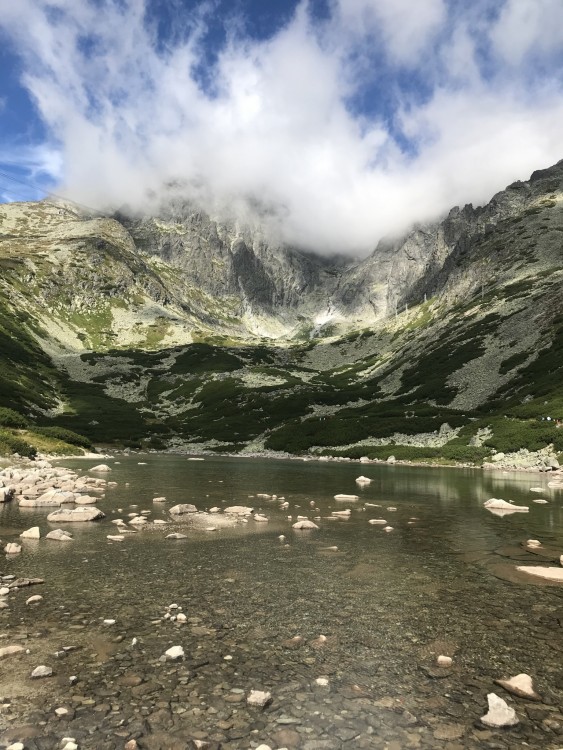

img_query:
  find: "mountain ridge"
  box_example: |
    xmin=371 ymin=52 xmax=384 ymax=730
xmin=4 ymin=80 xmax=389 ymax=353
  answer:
xmin=0 ymin=160 xmax=562 ymax=464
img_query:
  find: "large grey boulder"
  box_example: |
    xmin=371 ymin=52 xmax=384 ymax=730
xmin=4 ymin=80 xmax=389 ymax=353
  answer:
xmin=20 ymin=490 xmax=76 ymax=507
xmin=47 ymin=507 xmax=105 ymax=522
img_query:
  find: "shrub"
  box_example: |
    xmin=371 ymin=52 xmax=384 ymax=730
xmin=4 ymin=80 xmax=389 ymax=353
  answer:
xmin=32 ymin=426 xmax=92 ymax=448
xmin=0 ymin=430 xmax=37 ymax=458
xmin=0 ymin=407 xmax=29 ymax=428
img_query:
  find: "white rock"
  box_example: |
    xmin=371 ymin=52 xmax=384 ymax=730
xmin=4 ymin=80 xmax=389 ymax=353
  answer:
xmin=31 ymin=665 xmax=53 ymax=678
xmin=74 ymin=495 xmax=98 ymax=505
xmin=129 ymin=516 xmax=147 ymax=525
xmin=255 ymin=745 xmax=272 ymax=750
xmin=153 ymin=496 xmax=167 ymax=503
xmin=384 ymin=526 xmax=394 ymax=532
xmin=166 ymin=533 xmax=188 ymax=539
xmin=292 ymin=520 xmax=319 ymax=530
xmin=526 ymin=539 xmax=542 ymax=548
xmin=532 ymin=498 xmax=548 ymax=504
xmin=529 ymin=487 xmax=544 ymax=492
xmin=169 ymin=504 xmax=197 ymax=515
xmin=26 ymin=595 xmax=42 ymax=605
xmin=209 ymin=506 xmax=220 ymax=513
xmin=107 ymin=535 xmax=125 ymax=541
xmin=0 ymin=586 xmax=9 ymax=596
xmin=368 ymin=519 xmax=387 ymax=525
xmin=334 ymin=494 xmax=359 ymax=501
xmin=6 ymin=743 xmax=25 ymax=750
xmin=55 ymin=707 xmax=69 ymax=716
xmin=20 ymin=526 xmax=40 ymax=540
xmin=47 ymin=507 xmax=105 ymax=522
xmin=4 ymin=542 xmax=21 ymax=554
xmin=516 ymin=566 xmax=563 ymax=582
xmin=176 ymin=613 xmax=187 ymax=623
xmin=247 ymin=689 xmax=272 ymax=707
xmin=90 ymin=464 xmax=111 ymax=472
xmin=62 ymin=743 xmax=78 ymax=750
xmin=483 ymin=498 xmax=528 ymax=512
xmin=253 ymin=514 xmax=269 ymax=522
xmin=46 ymin=529 xmax=73 ymax=541
xmin=494 ymin=673 xmax=541 ymax=701
xmin=164 ymin=645 xmax=184 ymax=660
xmin=0 ymin=644 xmax=25 ymax=658
xmin=480 ymin=692 xmax=519 ymax=727
xmin=224 ymin=505 xmax=253 ymax=515
xmin=437 ymin=655 xmax=452 ymax=667
xmin=315 ymin=677 xmax=329 ymax=686
xmin=355 ymin=476 xmax=372 ymax=484
xmin=103 ymin=619 xmax=115 ymax=625
xmin=153 ymin=520 xmax=167 ymax=525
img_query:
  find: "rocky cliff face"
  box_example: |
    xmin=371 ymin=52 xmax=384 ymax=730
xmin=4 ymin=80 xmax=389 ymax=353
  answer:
xmin=1 ymin=160 xmax=562 ymax=457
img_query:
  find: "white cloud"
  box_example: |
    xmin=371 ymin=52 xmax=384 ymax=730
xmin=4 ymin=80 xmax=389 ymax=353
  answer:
xmin=0 ymin=0 xmax=563 ymax=254
xmin=490 ymin=0 xmax=563 ymax=65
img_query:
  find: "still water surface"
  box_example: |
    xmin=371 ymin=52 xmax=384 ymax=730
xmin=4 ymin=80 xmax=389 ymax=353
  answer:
xmin=0 ymin=455 xmax=562 ymax=749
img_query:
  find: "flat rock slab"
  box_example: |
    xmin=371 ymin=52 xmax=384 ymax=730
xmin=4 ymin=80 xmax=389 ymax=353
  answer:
xmin=516 ymin=566 xmax=563 ymax=583
xmin=484 ymin=498 xmax=528 ymax=513
xmin=47 ymin=507 xmax=105 ymax=522
xmin=224 ymin=506 xmax=253 ymax=515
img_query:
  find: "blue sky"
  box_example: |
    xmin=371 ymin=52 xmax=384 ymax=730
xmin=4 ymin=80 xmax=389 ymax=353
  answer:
xmin=1 ymin=0 xmax=563 ymax=253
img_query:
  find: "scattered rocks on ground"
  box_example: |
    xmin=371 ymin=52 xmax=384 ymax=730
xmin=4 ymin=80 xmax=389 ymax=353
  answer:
xmin=31 ymin=665 xmax=53 ymax=678
xmin=494 ymin=673 xmax=541 ymax=701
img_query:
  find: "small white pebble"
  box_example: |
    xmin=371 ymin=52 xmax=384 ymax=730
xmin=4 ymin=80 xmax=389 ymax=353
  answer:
xmin=437 ymin=655 xmax=452 ymax=667
xmin=315 ymin=677 xmax=329 ymax=686
xmin=103 ymin=619 xmax=115 ymax=625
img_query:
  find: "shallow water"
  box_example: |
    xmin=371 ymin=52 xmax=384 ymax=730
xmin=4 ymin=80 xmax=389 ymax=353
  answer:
xmin=0 ymin=456 xmax=562 ymax=750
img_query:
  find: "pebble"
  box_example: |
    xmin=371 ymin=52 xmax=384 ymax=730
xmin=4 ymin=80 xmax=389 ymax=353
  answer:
xmin=437 ymin=655 xmax=452 ymax=667
xmin=480 ymin=692 xmax=519 ymax=727
xmin=25 ymin=595 xmax=42 ymax=605
xmin=31 ymin=665 xmax=53 ymax=678
xmin=164 ymin=645 xmax=184 ymax=660
xmin=247 ymin=689 xmax=272 ymax=707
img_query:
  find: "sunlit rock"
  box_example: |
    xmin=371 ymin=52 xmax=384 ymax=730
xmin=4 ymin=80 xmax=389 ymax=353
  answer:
xmin=247 ymin=689 xmax=272 ymax=707
xmin=166 ymin=532 xmax=188 ymax=539
xmin=484 ymin=498 xmax=528 ymax=514
xmin=47 ymin=507 xmax=105 ymax=522
xmin=90 ymin=464 xmax=111 ymax=472
xmin=516 ymin=566 xmax=563 ymax=582
xmin=224 ymin=505 xmax=253 ymax=515
xmin=355 ymin=476 xmax=372 ymax=485
xmin=46 ymin=529 xmax=73 ymax=541
xmin=4 ymin=543 xmax=21 ymax=554
xmin=368 ymin=519 xmax=387 ymax=525
xmin=437 ymin=655 xmax=452 ymax=667
xmin=31 ymin=665 xmax=53 ymax=678
xmin=480 ymin=693 xmax=519 ymax=727
xmin=164 ymin=645 xmax=184 ymax=660
xmin=494 ymin=673 xmax=541 ymax=701
xmin=169 ymin=503 xmax=197 ymax=515
xmin=292 ymin=520 xmax=319 ymax=530
xmin=20 ymin=527 xmax=40 ymax=540
xmin=334 ymin=494 xmax=359 ymax=501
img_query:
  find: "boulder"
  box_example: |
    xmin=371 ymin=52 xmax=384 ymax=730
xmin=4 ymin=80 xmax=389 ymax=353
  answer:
xmin=20 ymin=489 xmax=75 ymax=507
xmin=483 ymin=498 xmax=528 ymax=514
xmin=494 ymin=673 xmax=541 ymax=701
xmin=0 ymin=487 xmax=13 ymax=502
xmin=480 ymin=693 xmax=519 ymax=727
xmin=4 ymin=543 xmax=21 ymax=554
xmin=47 ymin=507 xmax=105 ymax=522
xmin=292 ymin=520 xmax=319 ymax=530
xmin=164 ymin=645 xmax=184 ymax=660
xmin=46 ymin=529 xmax=73 ymax=541
xmin=169 ymin=504 xmax=197 ymax=515
xmin=20 ymin=526 xmax=40 ymax=540
xmin=74 ymin=495 xmax=98 ymax=505
xmin=90 ymin=464 xmax=111 ymax=472
xmin=355 ymin=476 xmax=372 ymax=484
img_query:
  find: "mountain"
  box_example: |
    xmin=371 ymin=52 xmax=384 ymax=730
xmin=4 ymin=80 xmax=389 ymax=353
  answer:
xmin=0 ymin=160 xmax=562 ymax=465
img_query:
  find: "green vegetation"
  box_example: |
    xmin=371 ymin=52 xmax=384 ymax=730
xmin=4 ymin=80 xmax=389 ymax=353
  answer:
xmin=0 ymin=407 xmax=29 ymax=428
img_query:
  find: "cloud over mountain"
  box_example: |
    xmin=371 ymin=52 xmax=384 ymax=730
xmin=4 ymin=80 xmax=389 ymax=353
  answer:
xmin=1 ymin=0 xmax=563 ymax=254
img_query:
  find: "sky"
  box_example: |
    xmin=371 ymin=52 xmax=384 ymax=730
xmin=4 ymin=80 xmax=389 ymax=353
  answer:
xmin=1 ymin=0 xmax=563 ymax=255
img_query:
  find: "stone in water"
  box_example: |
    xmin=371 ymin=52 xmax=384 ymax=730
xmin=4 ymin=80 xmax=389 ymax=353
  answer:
xmin=247 ymin=689 xmax=272 ymax=707
xmin=494 ymin=673 xmax=541 ymax=701
xmin=480 ymin=692 xmax=519 ymax=727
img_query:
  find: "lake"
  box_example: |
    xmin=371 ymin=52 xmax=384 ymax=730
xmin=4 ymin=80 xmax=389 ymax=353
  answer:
xmin=0 ymin=455 xmax=562 ymax=750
